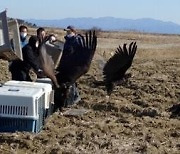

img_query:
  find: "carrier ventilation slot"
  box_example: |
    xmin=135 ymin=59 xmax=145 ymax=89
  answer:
xmin=0 ymin=105 xmax=28 ymax=115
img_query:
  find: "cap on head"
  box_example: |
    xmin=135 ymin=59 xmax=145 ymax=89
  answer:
xmin=64 ymin=25 xmax=76 ymax=32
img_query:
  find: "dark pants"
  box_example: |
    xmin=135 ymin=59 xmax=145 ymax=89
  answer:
xmin=10 ymin=69 xmax=32 ymax=81
xmin=9 ymin=61 xmax=32 ymax=81
xmin=54 ymin=83 xmax=81 ymax=111
xmin=65 ymin=83 xmax=80 ymax=106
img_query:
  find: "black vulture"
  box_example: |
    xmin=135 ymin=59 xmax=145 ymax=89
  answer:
xmin=56 ymin=31 xmax=97 ymax=84
xmin=54 ymin=31 xmax=97 ymax=110
xmin=102 ymin=42 xmax=137 ymax=95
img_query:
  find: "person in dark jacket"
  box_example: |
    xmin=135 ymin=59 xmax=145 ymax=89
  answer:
xmin=63 ymin=25 xmax=81 ymax=56
xmin=58 ymin=25 xmax=81 ymax=107
xmin=9 ymin=35 xmax=44 ymax=81
xmin=36 ymin=27 xmax=56 ymax=44
xmin=36 ymin=27 xmax=47 ymax=43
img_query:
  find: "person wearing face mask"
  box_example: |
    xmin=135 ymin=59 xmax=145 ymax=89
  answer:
xmin=59 ymin=25 xmax=82 ymax=107
xmin=19 ymin=25 xmax=28 ymax=48
xmin=10 ymin=25 xmax=28 ymax=51
xmin=9 ymin=35 xmax=44 ymax=81
xmin=63 ymin=25 xmax=81 ymax=56
xmin=36 ymin=27 xmax=47 ymax=44
xmin=36 ymin=27 xmax=57 ymax=45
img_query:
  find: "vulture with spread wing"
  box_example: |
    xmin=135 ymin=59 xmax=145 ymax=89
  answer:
xmin=103 ymin=42 xmax=137 ymax=95
xmin=54 ymin=31 xmax=97 ymax=110
xmin=56 ymin=31 xmax=97 ymax=84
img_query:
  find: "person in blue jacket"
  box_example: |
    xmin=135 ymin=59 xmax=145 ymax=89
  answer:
xmin=19 ymin=25 xmax=28 ymax=48
xmin=10 ymin=25 xmax=28 ymax=50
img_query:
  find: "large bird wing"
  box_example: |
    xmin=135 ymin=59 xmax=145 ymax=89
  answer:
xmin=103 ymin=42 xmax=137 ymax=83
xmin=56 ymin=31 xmax=97 ymax=84
xmin=38 ymin=44 xmax=59 ymax=88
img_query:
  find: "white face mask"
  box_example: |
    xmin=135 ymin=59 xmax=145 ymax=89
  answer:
xmin=35 ymin=42 xmax=39 ymax=48
xmin=20 ymin=32 xmax=27 ymax=38
xmin=66 ymin=33 xmax=75 ymax=38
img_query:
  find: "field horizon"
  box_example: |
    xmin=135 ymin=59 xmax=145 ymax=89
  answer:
xmin=0 ymin=29 xmax=180 ymax=154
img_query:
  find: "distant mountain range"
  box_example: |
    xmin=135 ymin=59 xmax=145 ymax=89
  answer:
xmin=26 ymin=17 xmax=180 ymax=34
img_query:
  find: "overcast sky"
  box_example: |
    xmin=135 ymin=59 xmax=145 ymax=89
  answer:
xmin=1 ymin=0 xmax=180 ymax=25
